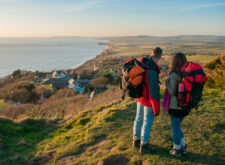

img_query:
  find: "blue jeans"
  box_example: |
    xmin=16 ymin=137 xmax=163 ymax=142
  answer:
xmin=133 ymin=102 xmax=155 ymax=144
xmin=170 ymin=115 xmax=185 ymax=145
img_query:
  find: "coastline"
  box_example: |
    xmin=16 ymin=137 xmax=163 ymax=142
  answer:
xmin=73 ymin=41 xmax=112 ymax=72
xmin=72 ymin=41 xmax=110 ymax=70
xmin=0 ymin=38 xmax=109 ymax=78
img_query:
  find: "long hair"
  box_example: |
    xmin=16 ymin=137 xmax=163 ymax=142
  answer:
xmin=170 ymin=52 xmax=187 ymax=82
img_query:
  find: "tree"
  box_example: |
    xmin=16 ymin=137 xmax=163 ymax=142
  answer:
xmin=12 ymin=69 xmax=21 ymax=78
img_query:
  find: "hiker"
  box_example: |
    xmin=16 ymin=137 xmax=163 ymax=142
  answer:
xmin=165 ymin=52 xmax=189 ymax=157
xmin=133 ymin=47 xmax=162 ymax=154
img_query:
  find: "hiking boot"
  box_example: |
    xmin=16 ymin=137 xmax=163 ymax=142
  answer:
xmin=132 ymin=139 xmax=140 ymax=148
xmin=139 ymin=143 xmax=155 ymax=154
xmin=169 ymin=148 xmax=182 ymax=157
xmin=181 ymin=144 xmax=188 ymax=155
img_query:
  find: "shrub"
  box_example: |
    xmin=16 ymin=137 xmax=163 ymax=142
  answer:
xmin=0 ymin=104 xmax=34 ymax=120
xmin=23 ymin=87 xmax=122 ymax=120
xmin=34 ymin=71 xmax=46 ymax=78
xmin=23 ymin=83 xmax=35 ymax=92
xmin=53 ymin=89 xmax=77 ymax=99
xmin=204 ymin=55 xmax=225 ymax=89
xmin=205 ymin=57 xmax=222 ymax=70
xmin=102 ymin=73 xmax=114 ymax=82
xmin=3 ymin=82 xmax=38 ymax=103
xmin=90 ymin=77 xmax=108 ymax=89
xmin=12 ymin=69 xmax=21 ymax=78
xmin=79 ymin=69 xmax=94 ymax=79
xmin=9 ymin=88 xmax=31 ymax=103
xmin=33 ymin=85 xmax=52 ymax=98
xmin=114 ymin=76 xmax=122 ymax=86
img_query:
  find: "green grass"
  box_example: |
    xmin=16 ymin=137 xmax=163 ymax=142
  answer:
xmin=0 ymin=99 xmax=7 ymax=109
xmin=0 ymin=103 xmax=7 ymax=109
xmin=187 ymin=55 xmax=219 ymax=63
xmin=110 ymin=47 xmax=149 ymax=57
xmin=0 ymin=119 xmax=57 ymax=165
xmin=1 ymin=88 xmax=222 ymax=164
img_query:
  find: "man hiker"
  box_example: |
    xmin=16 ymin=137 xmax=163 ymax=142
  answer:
xmin=133 ymin=47 xmax=162 ymax=154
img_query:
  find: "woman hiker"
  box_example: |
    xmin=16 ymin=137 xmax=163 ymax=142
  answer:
xmin=165 ymin=52 xmax=190 ymax=157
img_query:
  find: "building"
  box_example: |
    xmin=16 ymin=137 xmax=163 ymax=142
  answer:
xmin=68 ymin=79 xmax=75 ymax=89
xmin=42 ymin=78 xmax=69 ymax=89
xmin=52 ymin=71 xmax=68 ymax=78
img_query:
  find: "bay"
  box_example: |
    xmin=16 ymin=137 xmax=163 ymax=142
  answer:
xmin=0 ymin=37 xmax=107 ymax=78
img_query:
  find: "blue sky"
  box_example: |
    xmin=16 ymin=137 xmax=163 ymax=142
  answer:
xmin=0 ymin=0 xmax=225 ymax=37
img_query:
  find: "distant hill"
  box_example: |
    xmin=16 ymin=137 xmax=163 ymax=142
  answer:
xmin=101 ymin=35 xmax=225 ymax=43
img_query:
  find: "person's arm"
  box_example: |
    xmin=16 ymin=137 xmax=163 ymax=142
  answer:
xmin=165 ymin=73 xmax=178 ymax=96
xmin=147 ymin=69 xmax=160 ymax=115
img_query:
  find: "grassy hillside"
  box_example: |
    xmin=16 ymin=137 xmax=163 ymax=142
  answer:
xmin=187 ymin=55 xmax=218 ymax=64
xmin=1 ymin=87 xmax=224 ymax=165
xmin=0 ymin=36 xmax=224 ymax=164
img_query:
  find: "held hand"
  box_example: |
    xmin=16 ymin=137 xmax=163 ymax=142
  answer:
xmin=167 ymin=72 xmax=171 ymax=79
xmin=167 ymin=75 xmax=171 ymax=79
xmin=152 ymin=113 xmax=159 ymax=117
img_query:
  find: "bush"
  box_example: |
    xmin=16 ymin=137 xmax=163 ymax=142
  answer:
xmin=79 ymin=69 xmax=94 ymax=79
xmin=102 ymin=73 xmax=114 ymax=82
xmin=205 ymin=57 xmax=222 ymax=70
xmin=204 ymin=55 xmax=225 ymax=89
xmin=53 ymin=89 xmax=77 ymax=99
xmin=5 ymin=89 xmax=31 ymax=103
xmin=4 ymin=82 xmax=38 ymax=103
xmin=0 ymin=104 xmax=34 ymax=120
xmin=33 ymin=85 xmax=52 ymax=98
xmin=114 ymin=76 xmax=122 ymax=86
xmin=12 ymin=69 xmax=21 ymax=78
xmin=90 ymin=77 xmax=108 ymax=89
xmin=23 ymin=83 xmax=35 ymax=92
xmin=34 ymin=71 xmax=46 ymax=78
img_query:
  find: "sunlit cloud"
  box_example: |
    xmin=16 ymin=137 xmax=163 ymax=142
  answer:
xmin=0 ymin=0 xmax=103 ymax=12
xmin=180 ymin=2 xmax=225 ymax=12
xmin=65 ymin=0 xmax=102 ymax=12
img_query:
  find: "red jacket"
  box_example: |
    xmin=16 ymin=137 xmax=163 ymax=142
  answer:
xmin=136 ymin=57 xmax=160 ymax=114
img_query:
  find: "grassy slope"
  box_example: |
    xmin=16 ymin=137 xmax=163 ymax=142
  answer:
xmin=1 ymin=88 xmax=224 ymax=165
xmin=1 ymin=36 xmax=224 ymax=164
xmin=187 ymin=55 xmax=218 ymax=64
xmin=42 ymin=88 xmax=225 ymax=165
xmin=0 ymin=119 xmax=57 ymax=165
xmin=0 ymin=103 xmax=7 ymax=109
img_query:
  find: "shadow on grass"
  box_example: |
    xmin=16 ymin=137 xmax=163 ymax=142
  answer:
xmin=214 ymin=123 xmax=225 ymax=132
xmin=104 ymin=103 xmax=224 ymax=165
xmin=147 ymin=144 xmax=225 ymax=165
xmin=0 ymin=118 xmax=58 ymax=165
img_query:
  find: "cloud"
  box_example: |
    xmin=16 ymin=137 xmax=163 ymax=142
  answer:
xmin=65 ymin=0 xmax=102 ymax=12
xmin=0 ymin=0 xmax=103 ymax=12
xmin=180 ymin=2 xmax=225 ymax=12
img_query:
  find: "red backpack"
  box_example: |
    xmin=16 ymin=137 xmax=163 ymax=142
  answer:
xmin=178 ymin=62 xmax=207 ymax=110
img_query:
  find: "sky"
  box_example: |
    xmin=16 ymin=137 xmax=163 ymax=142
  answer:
xmin=0 ymin=0 xmax=225 ymax=37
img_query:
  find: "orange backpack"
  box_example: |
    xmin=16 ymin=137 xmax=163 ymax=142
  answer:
xmin=121 ymin=58 xmax=145 ymax=99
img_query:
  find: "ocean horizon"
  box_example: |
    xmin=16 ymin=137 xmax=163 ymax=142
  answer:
xmin=0 ymin=37 xmax=107 ymax=78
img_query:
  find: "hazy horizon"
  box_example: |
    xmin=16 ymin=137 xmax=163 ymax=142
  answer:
xmin=1 ymin=34 xmax=225 ymax=39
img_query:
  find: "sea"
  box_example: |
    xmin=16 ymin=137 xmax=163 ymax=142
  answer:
xmin=0 ymin=38 xmax=107 ymax=78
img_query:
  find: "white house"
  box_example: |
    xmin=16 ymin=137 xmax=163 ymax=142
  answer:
xmin=68 ymin=79 xmax=75 ymax=89
xmin=52 ymin=71 xmax=67 ymax=78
